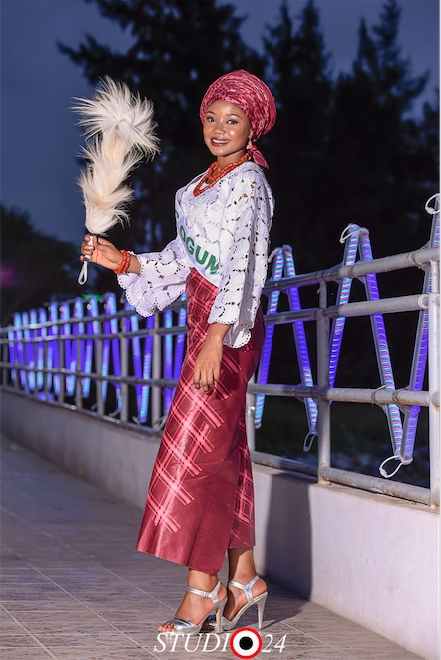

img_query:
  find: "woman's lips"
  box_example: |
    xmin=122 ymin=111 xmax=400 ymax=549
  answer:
xmin=211 ymin=138 xmax=229 ymax=146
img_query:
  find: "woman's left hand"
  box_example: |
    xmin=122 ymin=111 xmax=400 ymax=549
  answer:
xmin=193 ymin=323 xmax=230 ymax=392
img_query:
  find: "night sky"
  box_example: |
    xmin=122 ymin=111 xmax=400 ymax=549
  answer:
xmin=1 ymin=0 xmax=439 ymax=247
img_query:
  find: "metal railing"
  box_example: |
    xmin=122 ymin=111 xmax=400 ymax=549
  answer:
xmin=1 ymin=200 xmax=439 ymax=508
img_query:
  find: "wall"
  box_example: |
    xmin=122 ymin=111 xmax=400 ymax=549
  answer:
xmin=1 ymin=389 xmax=439 ymax=660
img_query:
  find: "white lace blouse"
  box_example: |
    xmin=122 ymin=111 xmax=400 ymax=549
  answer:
xmin=118 ymin=162 xmax=274 ymax=348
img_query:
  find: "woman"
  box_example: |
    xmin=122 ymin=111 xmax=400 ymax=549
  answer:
xmin=80 ymin=69 xmax=276 ymax=635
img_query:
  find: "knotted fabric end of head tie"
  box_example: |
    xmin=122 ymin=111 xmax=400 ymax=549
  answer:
xmin=247 ymin=144 xmax=269 ymax=169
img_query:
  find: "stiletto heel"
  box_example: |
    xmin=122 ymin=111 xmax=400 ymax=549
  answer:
xmin=256 ymin=591 xmax=268 ymax=629
xmin=221 ymin=575 xmax=268 ymax=631
xmin=161 ymin=580 xmax=227 ymax=635
xmin=215 ymin=597 xmax=227 ymax=634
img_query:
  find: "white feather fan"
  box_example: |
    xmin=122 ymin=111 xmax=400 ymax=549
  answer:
xmin=74 ymin=76 xmax=160 ymax=283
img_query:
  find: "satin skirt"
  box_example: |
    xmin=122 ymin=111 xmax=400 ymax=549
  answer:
xmin=136 ymin=269 xmax=265 ymax=575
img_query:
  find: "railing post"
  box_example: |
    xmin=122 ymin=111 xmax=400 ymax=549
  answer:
xmin=95 ymin=326 xmax=104 ymax=417
xmin=1 ymin=339 xmax=8 ymax=387
xmin=43 ymin=338 xmax=49 ymax=400
xmin=317 ymin=280 xmax=331 ymax=481
xmin=428 ymin=259 xmax=440 ymax=507
xmin=58 ymin=330 xmax=65 ymax=404
xmin=152 ymin=311 xmax=162 ymax=428
xmin=75 ymin=331 xmax=82 ymax=409
xmin=120 ymin=317 xmax=129 ymax=422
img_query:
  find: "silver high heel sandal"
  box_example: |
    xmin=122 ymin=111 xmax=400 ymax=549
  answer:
xmin=221 ymin=575 xmax=268 ymax=631
xmin=163 ymin=580 xmax=227 ymax=635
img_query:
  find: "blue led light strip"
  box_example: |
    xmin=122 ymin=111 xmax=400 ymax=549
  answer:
xmin=400 ymin=202 xmax=440 ymax=464
xmin=48 ymin=303 xmax=60 ymax=395
xmin=283 ymin=246 xmax=318 ymax=435
xmin=255 ymin=249 xmax=284 ymax=428
xmin=37 ymin=308 xmax=48 ymax=397
xmin=124 ymin=300 xmax=142 ymax=421
xmin=60 ymin=302 xmax=75 ymax=396
xmin=359 ymin=229 xmax=403 ymax=456
xmin=102 ymin=293 xmax=122 ymax=412
xmin=329 ymin=225 xmax=360 ymax=389
xmin=85 ymin=296 xmax=100 ymax=399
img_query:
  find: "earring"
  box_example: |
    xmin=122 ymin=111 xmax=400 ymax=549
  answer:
xmin=247 ymin=137 xmax=253 ymax=151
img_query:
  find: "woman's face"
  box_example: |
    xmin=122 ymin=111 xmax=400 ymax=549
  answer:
xmin=203 ymin=100 xmax=252 ymax=166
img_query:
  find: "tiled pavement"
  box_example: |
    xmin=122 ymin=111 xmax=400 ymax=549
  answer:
xmin=0 ymin=433 xmax=424 ymax=660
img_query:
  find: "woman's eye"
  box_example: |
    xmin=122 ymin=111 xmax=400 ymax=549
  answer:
xmin=227 ymin=119 xmax=238 ymax=124
xmin=206 ymin=116 xmax=215 ymax=122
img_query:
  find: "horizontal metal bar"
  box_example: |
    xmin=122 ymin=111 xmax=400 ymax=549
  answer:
xmin=3 ymin=367 xmax=433 ymax=407
xmin=247 ymin=383 xmax=433 ymax=407
xmin=322 ymin=387 xmax=435 ymax=407
xmin=251 ymin=450 xmax=317 ymax=477
xmin=0 ymin=305 xmax=187 ymax=334
xmin=264 ymin=246 xmax=439 ymax=292
xmin=325 ymin=294 xmax=427 ymax=318
xmin=319 ymin=466 xmax=431 ymax=505
xmin=263 ymin=308 xmax=316 ymax=325
xmin=248 ymin=383 xmax=314 ymax=398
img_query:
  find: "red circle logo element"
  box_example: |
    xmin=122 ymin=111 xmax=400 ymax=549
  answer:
xmin=230 ymin=627 xmax=263 ymax=658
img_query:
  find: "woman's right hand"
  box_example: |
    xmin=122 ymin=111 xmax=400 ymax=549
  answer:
xmin=80 ymin=235 xmax=123 ymax=271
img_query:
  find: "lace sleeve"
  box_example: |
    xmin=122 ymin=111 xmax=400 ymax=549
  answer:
xmin=208 ymin=167 xmax=273 ymax=347
xmin=117 ymin=237 xmax=191 ymax=317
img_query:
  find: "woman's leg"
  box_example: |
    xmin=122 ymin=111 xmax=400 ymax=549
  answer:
xmin=158 ymin=569 xmax=227 ymax=632
xmin=223 ymin=547 xmax=267 ymax=621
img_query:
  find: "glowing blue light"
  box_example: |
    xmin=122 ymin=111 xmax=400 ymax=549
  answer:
xmin=329 ymin=225 xmax=359 ymax=388
xmin=37 ymin=308 xmax=47 ymax=391
xmin=359 ymin=229 xmax=403 ymax=455
xmin=85 ymin=296 xmax=100 ymax=398
xmin=400 ymin=205 xmax=439 ymax=463
xmin=283 ymin=246 xmax=318 ymax=435
xmin=48 ymin=303 xmax=60 ymax=395
xmin=60 ymin=302 xmax=75 ymax=396
xmin=102 ymin=293 xmax=122 ymax=412
xmin=255 ymin=249 xmax=284 ymax=428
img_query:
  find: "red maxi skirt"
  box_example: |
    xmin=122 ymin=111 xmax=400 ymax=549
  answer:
xmin=136 ymin=269 xmax=265 ymax=575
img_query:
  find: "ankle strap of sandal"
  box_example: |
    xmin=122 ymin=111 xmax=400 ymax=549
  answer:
xmin=227 ymin=575 xmax=260 ymax=604
xmin=186 ymin=579 xmax=221 ymax=606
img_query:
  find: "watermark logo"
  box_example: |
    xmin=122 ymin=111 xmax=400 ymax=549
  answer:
xmin=230 ymin=628 xmax=262 ymax=658
xmin=153 ymin=628 xmax=287 ymax=656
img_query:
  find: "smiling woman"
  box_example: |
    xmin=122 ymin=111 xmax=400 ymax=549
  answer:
xmin=80 ymin=69 xmax=276 ymax=637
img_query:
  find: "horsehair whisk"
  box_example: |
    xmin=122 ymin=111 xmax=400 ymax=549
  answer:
xmin=74 ymin=76 xmax=160 ymax=284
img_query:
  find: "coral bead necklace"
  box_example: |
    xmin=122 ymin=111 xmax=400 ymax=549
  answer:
xmin=193 ymin=152 xmax=250 ymax=197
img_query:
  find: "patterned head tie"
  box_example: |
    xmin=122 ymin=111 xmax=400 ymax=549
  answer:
xmin=200 ymin=69 xmax=276 ymax=168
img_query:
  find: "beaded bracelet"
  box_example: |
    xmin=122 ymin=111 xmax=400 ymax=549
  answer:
xmin=113 ymin=249 xmax=131 ymax=275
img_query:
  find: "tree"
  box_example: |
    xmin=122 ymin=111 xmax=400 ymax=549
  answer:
xmin=263 ymin=0 xmax=333 ymax=267
xmin=59 ymin=0 xmax=264 ymax=251
xmin=325 ymin=0 xmax=435 ymax=262
xmin=0 ymin=206 xmax=80 ymax=325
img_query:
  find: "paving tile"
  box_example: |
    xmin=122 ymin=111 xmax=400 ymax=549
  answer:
xmin=0 ymin=649 xmax=54 ymax=659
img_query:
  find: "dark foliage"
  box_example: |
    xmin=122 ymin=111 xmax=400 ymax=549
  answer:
xmin=0 ymin=206 xmax=80 ymax=324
